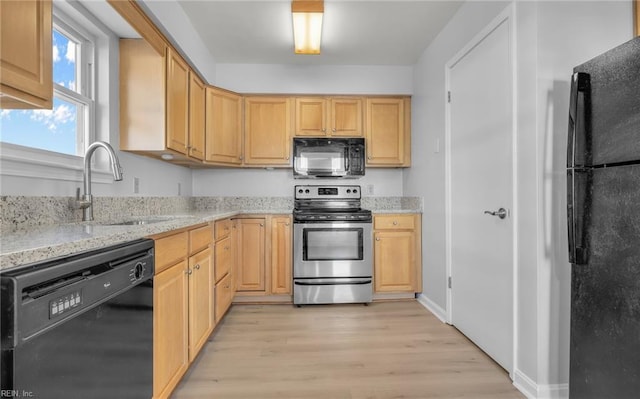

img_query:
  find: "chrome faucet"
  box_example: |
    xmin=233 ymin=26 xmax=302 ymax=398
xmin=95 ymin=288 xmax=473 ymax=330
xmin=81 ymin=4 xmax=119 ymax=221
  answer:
xmin=74 ymin=141 xmax=123 ymax=221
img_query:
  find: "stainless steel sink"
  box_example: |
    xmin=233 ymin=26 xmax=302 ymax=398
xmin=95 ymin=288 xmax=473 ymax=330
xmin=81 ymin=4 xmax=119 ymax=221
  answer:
xmin=104 ymin=217 xmax=175 ymax=226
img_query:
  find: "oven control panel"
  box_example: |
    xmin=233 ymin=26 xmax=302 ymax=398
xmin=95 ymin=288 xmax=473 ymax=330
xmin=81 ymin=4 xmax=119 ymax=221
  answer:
xmin=295 ymin=185 xmax=361 ymax=200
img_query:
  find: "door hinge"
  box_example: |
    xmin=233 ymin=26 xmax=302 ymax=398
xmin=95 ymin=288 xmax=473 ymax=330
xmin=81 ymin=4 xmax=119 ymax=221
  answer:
xmin=448 ymin=276 xmax=452 ymax=289
xmin=447 ymin=91 xmax=451 ymax=103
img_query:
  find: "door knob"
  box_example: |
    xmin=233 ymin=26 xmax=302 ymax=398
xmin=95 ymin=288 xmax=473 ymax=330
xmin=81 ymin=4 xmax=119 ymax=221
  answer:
xmin=484 ymin=208 xmax=508 ymax=219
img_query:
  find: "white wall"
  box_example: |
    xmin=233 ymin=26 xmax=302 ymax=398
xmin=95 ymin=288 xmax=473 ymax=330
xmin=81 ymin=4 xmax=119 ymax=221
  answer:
xmin=407 ymin=0 xmax=632 ymax=397
xmin=215 ymin=64 xmax=413 ymax=95
xmin=192 ymin=168 xmax=402 ymax=197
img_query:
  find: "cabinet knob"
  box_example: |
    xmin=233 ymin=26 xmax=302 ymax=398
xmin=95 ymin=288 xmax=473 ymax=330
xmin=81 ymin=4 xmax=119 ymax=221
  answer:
xmin=260 ymin=223 xmax=264 ymax=227
xmin=239 ymin=156 xmax=244 ymax=161
xmin=376 ymin=236 xmax=381 ymax=241
xmin=367 ymin=156 xmax=372 ymax=160
xmin=286 ymin=156 xmax=290 ymax=160
xmin=332 ymin=128 xmax=336 ymax=132
xmin=195 ymin=264 xmax=201 ymax=270
xmin=393 ymin=221 xmax=398 ymax=226
xmin=322 ymin=128 xmax=326 ymax=132
xmin=285 ymin=222 xmax=290 ymax=226
xmin=186 ymin=269 xmax=193 ymax=275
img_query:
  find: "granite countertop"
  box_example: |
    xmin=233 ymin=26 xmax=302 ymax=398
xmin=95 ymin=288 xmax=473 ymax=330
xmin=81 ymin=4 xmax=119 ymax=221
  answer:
xmin=0 ymin=193 xmax=423 ymax=271
xmin=0 ymin=209 xmax=292 ymax=271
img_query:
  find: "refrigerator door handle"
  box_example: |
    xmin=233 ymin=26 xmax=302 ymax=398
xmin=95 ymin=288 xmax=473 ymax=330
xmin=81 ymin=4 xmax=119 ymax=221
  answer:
xmin=567 ymin=72 xmax=590 ymax=168
xmin=567 ymin=168 xmax=589 ymax=265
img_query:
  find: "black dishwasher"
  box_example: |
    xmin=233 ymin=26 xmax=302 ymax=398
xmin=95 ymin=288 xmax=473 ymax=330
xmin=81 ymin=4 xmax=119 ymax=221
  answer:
xmin=1 ymin=239 xmax=154 ymax=399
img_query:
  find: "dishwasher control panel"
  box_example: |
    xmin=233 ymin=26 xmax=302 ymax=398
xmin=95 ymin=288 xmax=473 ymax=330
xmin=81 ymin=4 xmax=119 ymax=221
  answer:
xmin=49 ymin=290 xmax=82 ymax=319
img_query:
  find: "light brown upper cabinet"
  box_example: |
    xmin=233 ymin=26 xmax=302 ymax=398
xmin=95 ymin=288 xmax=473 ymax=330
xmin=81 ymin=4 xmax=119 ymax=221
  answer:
xmin=635 ymin=0 xmax=639 ymax=36
xmin=0 ymin=0 xmax=52 ymax=109
xmin=295 ymin=97 xmax=363 ymax=137
xmin=365 ymin=97 xmax=412 ymax=167
xmin=165 ymin=48 xmax=190 ymax=157
xmin=243 ymin=96 xmax=292 ymax=166
xmin=205 ymin=87 xmax=243 ymax=165
xmin=119 ymin=39 xmax=204 ymax=166
xmin=188 ymin=73 xmax=206 ymax=161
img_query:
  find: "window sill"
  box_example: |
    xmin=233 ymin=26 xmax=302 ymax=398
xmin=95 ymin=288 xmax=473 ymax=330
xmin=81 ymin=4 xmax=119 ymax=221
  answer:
xmin=0 ymin=142 xmax=115 ymax=184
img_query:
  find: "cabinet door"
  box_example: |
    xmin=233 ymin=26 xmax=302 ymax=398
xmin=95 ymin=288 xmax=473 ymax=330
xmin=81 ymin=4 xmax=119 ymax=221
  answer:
xmin=236 ymin=218 xmax=265 ymax=291
xmin=215 ymin=235 xmax=233 ymax=283
xmin=154 ymin=231 xmax=188 ymax=274
xmin=271 ymin=216 xmax=292 ymax=294
xmin=205 ymin=87 xmax=243 ymax=164
xmin=295 ymin=97 xmax=327 ymax=136
xmin=188 ymin=247 xmax=213 ymax=362
xmin=215 ymin=271 xmax=234 ymax=323
xmin=330 ymin=98 xmax=363 ymax=137
xmin=166 ymin=48 xmax=190 ymax=155
xmin=154 ymin=260 xmax=189 ymax=399
xmin=366 ymin=97 xmax=408 ymax=166
xmin=374 ymin=231 xmax=416 ymax=292
xmin=0 ymin=0 xmax=52 ymax=108
xmin=188 ymin=72 xmax=206 ymax=160
xmin=244 ymin=97 xmax=292 ymax=165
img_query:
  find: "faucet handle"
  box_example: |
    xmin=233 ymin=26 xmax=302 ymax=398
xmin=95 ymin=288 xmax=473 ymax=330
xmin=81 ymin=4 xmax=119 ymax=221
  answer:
xmin=72 ymin=187 xmax=91 ymax=210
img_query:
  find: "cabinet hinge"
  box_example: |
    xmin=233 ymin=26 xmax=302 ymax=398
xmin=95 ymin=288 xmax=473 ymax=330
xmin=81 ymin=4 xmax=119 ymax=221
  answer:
xmin=448 ymin=276 xmax=452 ymax=289
xmin=447 ymin=91 xmax=451 ymax=103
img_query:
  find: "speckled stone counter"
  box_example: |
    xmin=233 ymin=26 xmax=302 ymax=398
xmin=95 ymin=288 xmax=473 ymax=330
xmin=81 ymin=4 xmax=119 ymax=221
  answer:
xmin=363 ymin=197 xmax=423 ymax=213
xmin=0 ymin=195 xmax=421 ymax=270
xmin=0 ymin=196 xmax=293 ymax=270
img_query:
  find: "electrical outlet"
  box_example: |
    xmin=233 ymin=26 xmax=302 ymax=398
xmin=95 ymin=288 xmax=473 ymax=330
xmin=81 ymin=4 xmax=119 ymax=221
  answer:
xmin=366 ymin=184 xmax=374 ymax=195
xmin=133 ymin=177 xmax=140 ymax=194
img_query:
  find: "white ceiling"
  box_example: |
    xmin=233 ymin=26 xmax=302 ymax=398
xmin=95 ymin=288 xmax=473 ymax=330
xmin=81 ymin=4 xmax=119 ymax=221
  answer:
xmin=177 ymin=0 xmax=464 ymax=66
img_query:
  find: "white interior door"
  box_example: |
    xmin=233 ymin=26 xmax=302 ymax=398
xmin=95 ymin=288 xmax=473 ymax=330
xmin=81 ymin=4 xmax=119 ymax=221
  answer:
xmin=447 ymin=15 xmax=513 ymax=372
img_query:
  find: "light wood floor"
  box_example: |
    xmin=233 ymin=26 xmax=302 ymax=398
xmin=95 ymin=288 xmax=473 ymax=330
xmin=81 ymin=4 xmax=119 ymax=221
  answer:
xmin=171 ymin=301 xmax=524 ymax=399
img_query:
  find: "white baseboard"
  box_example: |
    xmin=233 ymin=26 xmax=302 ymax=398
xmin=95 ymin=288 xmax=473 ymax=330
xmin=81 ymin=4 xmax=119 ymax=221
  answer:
xmin=416 ymin=293 xmax=448 ymax=323
xmin=513 ymin=369 xmax=569 ymax=399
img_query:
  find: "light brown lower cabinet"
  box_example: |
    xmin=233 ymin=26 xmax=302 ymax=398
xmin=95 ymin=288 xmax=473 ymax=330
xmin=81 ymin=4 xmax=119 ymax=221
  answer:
xmin=214 ymin=218 xmax=236 ymax=323
xmin=153 ymin=256 xmax=188 ymax=399
xmin=152 ymin=224 xmax=213 ymax=399
xmin=373 ymin=214 xmax=422 ymax=294
xmin=270 ymin=216 xmax=292 ymax=294
xmin=233 ymin=215 xmax=293 ymax=302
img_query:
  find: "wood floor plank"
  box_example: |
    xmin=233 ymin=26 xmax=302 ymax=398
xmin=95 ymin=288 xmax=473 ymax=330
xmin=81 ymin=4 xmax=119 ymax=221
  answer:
xmin=171 ymin=301 xmax=524 ymax=399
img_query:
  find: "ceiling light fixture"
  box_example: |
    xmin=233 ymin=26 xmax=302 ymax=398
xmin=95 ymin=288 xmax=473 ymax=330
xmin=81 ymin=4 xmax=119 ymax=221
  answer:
xmin=291 ymin=0 xmax=324 ymax=55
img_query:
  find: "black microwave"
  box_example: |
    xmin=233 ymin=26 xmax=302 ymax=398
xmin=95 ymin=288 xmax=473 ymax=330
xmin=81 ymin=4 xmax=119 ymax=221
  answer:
xmin=293 ymin=138 xmax=365 ymax=178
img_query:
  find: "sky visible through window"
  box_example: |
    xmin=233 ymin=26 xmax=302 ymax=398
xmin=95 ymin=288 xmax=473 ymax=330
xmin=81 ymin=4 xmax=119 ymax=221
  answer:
xmin=0 ymin=30 xmax=79 ymax=155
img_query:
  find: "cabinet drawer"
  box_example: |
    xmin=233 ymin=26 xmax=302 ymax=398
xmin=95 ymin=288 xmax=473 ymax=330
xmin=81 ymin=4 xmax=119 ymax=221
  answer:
xmin=215 ymin=218 xmax=233 ymax=241
xmin=214 ymin=235 xmax=232 ymax=283
xmin=374 ymin=214 xmax=416 ymax=230
xmin=155 ymin=232 xmax=189 ymax=273
xmin=215 ymin=272 xmax=233 ymax=323
xmin=189 ymin=224 xmax=212 ymax=254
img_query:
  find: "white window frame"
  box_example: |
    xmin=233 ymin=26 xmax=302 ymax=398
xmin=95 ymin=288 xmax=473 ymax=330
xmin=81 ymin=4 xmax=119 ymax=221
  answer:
xmin=0 ymin=1 xmax=116 ymax=185
xmin=53 ymin=15 xmax=95 ymax=156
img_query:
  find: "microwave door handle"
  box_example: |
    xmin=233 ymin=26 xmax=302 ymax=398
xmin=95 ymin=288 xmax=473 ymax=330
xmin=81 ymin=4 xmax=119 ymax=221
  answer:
xmin=344 ymin=147 xmax=350 ymax=172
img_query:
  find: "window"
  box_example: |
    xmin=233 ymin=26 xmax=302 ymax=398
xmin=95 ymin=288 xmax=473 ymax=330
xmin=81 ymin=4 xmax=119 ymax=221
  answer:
xmin=0 ymin=17 xmax=94 ymax=156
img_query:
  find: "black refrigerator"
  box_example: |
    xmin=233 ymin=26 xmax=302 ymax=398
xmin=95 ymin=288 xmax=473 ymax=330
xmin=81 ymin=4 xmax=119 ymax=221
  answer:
xmin=567 ymin=36 xmax=640 ymax=398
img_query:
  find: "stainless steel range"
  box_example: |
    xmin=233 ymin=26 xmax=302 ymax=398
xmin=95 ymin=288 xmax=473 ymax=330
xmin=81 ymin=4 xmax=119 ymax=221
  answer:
xmin=293 ymin=185 xmax=373 ymax=305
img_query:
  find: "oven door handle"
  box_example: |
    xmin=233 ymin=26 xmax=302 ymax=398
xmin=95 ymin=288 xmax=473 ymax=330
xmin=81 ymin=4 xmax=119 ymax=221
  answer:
xmin=294 ymin=279 xmax=372 ymax=286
